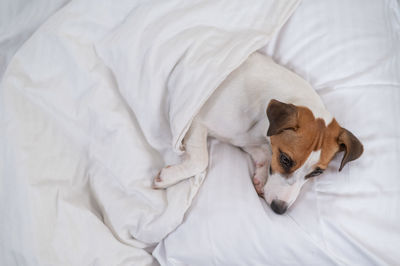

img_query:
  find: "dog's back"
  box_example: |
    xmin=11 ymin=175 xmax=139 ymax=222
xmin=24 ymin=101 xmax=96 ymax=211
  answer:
xmin=196 ymin=52 xmax=328 ymax=147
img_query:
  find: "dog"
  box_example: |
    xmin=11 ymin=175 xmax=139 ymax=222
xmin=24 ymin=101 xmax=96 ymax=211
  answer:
xmin=153 ymin=52 xmax=363 ymax=215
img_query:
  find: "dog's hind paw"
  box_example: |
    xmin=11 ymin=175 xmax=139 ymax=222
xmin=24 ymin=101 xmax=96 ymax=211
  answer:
xmin=152 ymin=169 xmax=171 ymax=189
xmin=152 ymin=165 xmax=178 ymax=189
xmin=152 ymin=171 xmax=164 ymax=189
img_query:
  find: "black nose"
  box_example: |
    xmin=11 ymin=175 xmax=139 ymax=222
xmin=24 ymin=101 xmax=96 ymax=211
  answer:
xmin=270 ymin=200 xmax=288 ymax=215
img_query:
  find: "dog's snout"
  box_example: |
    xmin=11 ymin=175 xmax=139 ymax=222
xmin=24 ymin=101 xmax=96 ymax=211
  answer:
xmin=270 ymin=200 xmax=288 ymax=215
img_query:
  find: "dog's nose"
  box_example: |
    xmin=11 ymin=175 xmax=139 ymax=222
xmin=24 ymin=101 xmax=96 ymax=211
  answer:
xmin=270 ymin=200 xmax=288 ymax=215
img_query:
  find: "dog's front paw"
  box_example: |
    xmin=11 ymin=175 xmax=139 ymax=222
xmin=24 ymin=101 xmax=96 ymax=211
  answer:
xmin=252 ymin=176 xmax=265 ymax=196
xmin=252 ymin=163 xmax=268 ymax=196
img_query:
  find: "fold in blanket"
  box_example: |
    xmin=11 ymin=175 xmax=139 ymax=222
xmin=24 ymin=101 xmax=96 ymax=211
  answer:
xmin=96 ymin=0 xmax=301 ymax=153
xmin=1 ymin=0 xmax=299 ymax=265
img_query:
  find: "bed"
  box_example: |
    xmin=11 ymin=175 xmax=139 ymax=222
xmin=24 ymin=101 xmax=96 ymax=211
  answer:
xmin=1 ymin=0 xmax=399 ymax=265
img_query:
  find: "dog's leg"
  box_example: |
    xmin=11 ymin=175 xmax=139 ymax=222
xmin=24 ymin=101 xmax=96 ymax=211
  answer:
xmin=243 ymin=144 xmax=271 ymax=196
xmin=153 ymin=121 xmax=208 ymax=189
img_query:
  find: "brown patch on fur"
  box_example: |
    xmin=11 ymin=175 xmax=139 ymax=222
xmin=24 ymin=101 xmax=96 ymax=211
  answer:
xmin=268 ymin=101 xmax=362 ymax=175
xmin=337 ymin=128 xmax=364 ymax=171
xmin=267 ymin=100 xmax=298 ymax=136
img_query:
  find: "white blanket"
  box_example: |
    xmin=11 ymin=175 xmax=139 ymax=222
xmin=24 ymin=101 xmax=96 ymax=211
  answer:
xmin=0 ymin=0 xmax=300 ymax=265
xmin=0 ymin=0 xmax=69 ymax=79
xmin=154 ymin=0 xmax=400 ymax=265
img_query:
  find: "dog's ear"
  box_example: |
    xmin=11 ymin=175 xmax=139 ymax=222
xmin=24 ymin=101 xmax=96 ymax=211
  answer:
xmin=337 ymin=128 xmax=363 ymax=171
xmin=266 ymin=99 xmax=298 ymax=136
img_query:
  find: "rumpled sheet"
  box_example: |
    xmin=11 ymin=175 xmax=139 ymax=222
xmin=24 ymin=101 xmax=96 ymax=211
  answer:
xmin=0 ymin=0 xmax=300 ymax=265
xmin=154 ymin=0 xmax=400 ymax=265
xmin=0 ymin=0 xmax=70 ymax=80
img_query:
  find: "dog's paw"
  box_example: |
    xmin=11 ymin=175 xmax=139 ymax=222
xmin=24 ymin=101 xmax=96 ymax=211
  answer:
xmin=252 ymin=176 xmax=265 ymax=196
xmin=256 ymin=161 xmax=266 ymax=168
xmin=152 ymin=166 xmax=172 ymax=189
xmin=252 ymin=163 xmax=268 ymax=196
xmin=152 ymin=171 xmax=163 ymax=189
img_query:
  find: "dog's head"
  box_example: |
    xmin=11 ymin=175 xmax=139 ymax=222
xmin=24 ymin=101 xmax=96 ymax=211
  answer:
xmin=263 ymin=99 xmax=363 ymax=214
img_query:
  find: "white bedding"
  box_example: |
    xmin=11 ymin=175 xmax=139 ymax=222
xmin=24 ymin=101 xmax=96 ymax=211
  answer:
xmin=155 ymin=0 xmax=400 ymax=265
xmin=1 ymin=0 xmax=400 ymax=266
xmin=0 ymin=0 xmax=299 ymax=265
xmin=0 ymin=0 xmax=69 ymax=80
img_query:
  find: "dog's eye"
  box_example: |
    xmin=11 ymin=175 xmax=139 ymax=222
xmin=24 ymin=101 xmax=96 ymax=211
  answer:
xmin=279 ymin=151 xmax=294 ymax=171
xmin=305 ymin=167 xmax=324 ymax=179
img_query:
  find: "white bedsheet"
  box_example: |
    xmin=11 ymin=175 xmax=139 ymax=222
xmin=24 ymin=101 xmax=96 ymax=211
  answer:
xmin=0 ymin=0 xmax=69 ymax=80
xmin=154 ymin=0 xmax=400 ymax=265
xmin=0 ymin=0 xmax=299 ymax=265
xmin=1 ymin=0 xmax=399 ymax=265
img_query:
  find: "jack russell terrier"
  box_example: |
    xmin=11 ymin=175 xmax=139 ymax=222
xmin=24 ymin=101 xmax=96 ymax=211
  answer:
xmin=153 ymin=52 xmax=363 ymax=215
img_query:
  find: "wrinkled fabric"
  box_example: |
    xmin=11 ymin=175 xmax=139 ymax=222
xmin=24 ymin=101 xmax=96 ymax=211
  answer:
xmin=0 ymin=0 xmax=70 ymax=80
xmin=95 ymin=0 xmax=300 ymax=153
xmin=154 ymin=0 xmax=400 ymax=265
xmin=0 ymin=0 xmax=299 ymax=265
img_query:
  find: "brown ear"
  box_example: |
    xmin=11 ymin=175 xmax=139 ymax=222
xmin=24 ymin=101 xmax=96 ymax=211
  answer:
xmin=337 ymin=128 xmax=364 ymax=171
xmin=266 ymin=99 xmax=298 ymax=136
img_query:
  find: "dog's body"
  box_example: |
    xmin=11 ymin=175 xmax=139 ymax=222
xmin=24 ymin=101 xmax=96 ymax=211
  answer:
xmin=153 ymin=52 xmax=363 ymax=214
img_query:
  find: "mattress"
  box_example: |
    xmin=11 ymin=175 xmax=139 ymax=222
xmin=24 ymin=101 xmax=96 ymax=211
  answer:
xmin=1 ymin=0 xmax=399 ymax=266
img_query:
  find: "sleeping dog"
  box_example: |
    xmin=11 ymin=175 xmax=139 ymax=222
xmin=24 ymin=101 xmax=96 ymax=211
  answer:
xmin=153 ymin=52 xmax=363 ymax=215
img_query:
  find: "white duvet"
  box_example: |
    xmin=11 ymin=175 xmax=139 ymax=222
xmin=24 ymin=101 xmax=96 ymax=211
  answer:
xmin=1 ymin=0 xmax=400 ymax=266
xmin=0 ymin=0 xmax=299 ymax=265
xmin=155 ymin=0 xmax=400 ymax=265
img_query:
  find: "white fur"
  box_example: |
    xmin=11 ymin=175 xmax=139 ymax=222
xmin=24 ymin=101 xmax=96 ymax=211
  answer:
xmin=263 ymin=150 xmax=321 ymax=208
xmin=154 ymin=52 xmax=331 ymax=210
xmin=197 ymin=52 xmax=333 ymax=139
